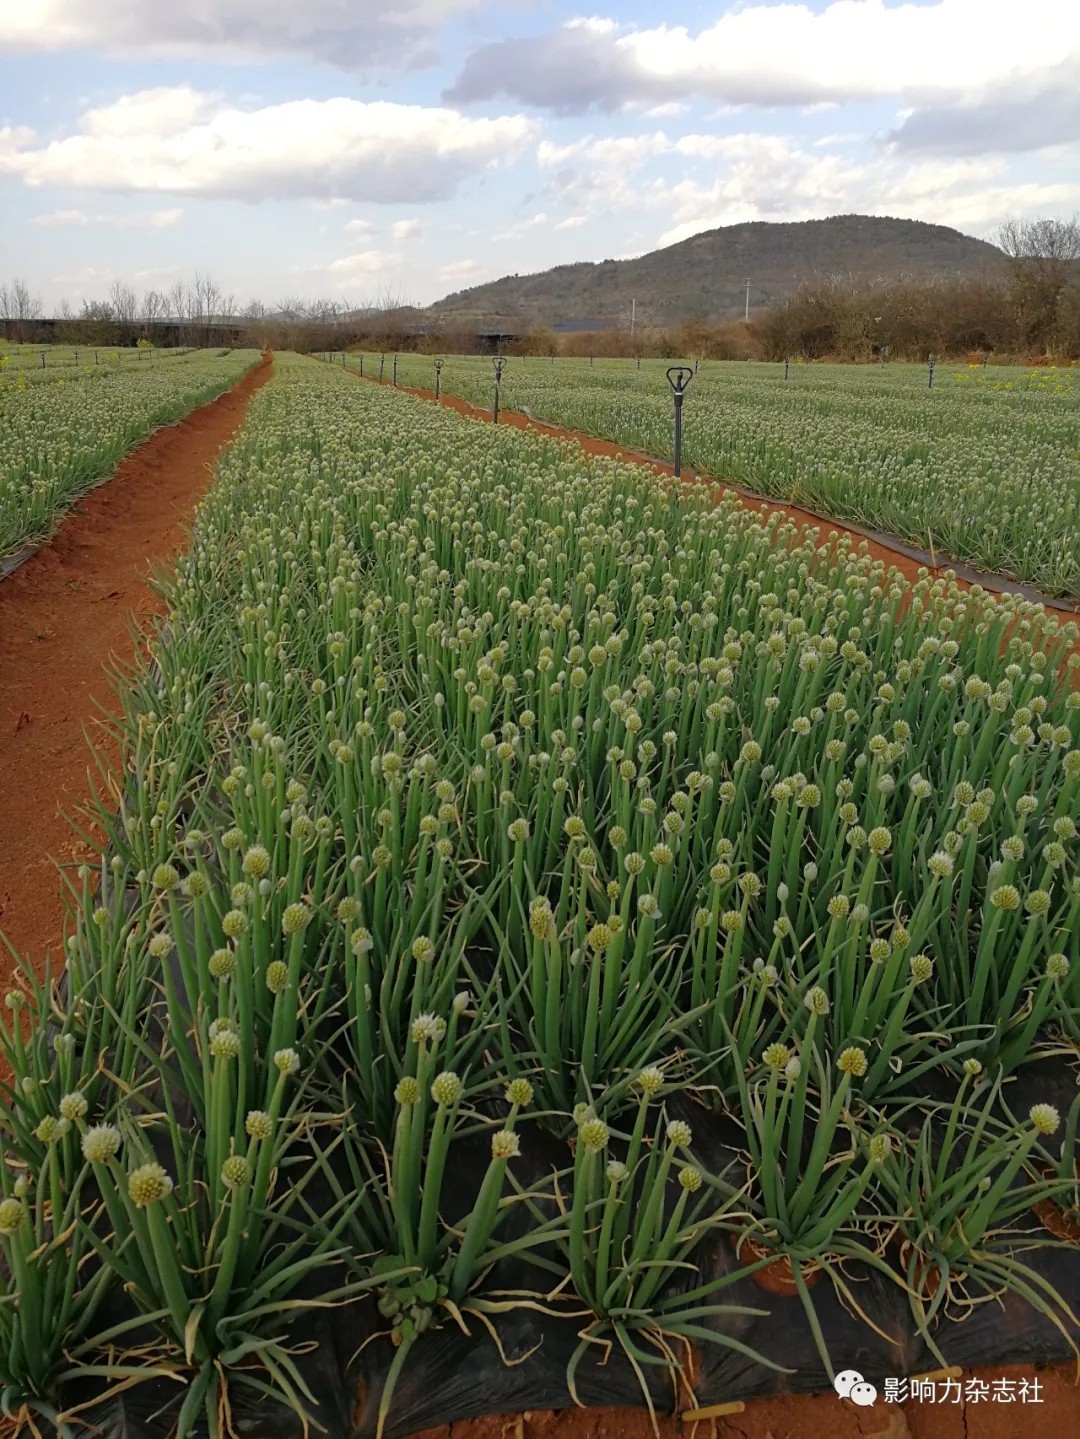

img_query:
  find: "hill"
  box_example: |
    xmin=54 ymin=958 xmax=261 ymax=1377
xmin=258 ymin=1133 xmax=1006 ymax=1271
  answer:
xmin=428 ymin=215 xmax=1004 ymax=329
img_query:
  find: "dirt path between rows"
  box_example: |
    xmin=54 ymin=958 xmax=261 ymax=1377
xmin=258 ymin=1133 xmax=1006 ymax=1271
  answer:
xmin=364 ymin=374 xmax=1079 ymax=627
xmin=414 ymin=1358 xmax=1080 ymax=1439
xmin=0 ymin=355 xmax=272 ymax=988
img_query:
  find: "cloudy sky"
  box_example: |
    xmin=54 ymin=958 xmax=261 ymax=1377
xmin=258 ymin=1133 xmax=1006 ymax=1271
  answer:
xmin=1 ymin=0 xmax=1078 ymax=313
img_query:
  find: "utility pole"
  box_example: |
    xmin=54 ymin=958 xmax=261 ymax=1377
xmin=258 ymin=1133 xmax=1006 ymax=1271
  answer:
xmin=745 ymin=279 xmax=750 ymax=322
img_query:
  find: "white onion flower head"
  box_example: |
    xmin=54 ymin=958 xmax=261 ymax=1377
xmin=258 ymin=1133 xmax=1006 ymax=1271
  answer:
xmin=491 ymin=1129 xmax=520 ymax=1160
xmin=245 ymin=1110 xmax=273 ymax=1140
xmin=804 ymin=986 xmax=830 ymax=1016
xmin=82 ymin=1124 xmax=122 ymax=1164
xmin=59 ymin=1091 xmax=88 ymax=1122
xmin=410 ymin=1013 xmax=444 ymax=1045
xmin=282 ymin=903 xmax=311 ymax=935
xmin=128 ymin=1163 xmax=173 ymax=1207
xmin=430 ymin=1071 xmax=462 ymax=1106
xmin=0 ymin=1199 xmax=26 ymax=1236
xmin=1030 ymin=1104 xmax=1060 ymax=1135
xmin=506 ymin=1078 xmax=533 ymax=1107
xmin=579 ymin=1118 xmax=609 ymax=1152
xmin=678 ymin=1165 xmax=703 ymax=1192
xmin=666 ymin=1120 xmax=692 ymax=1149
xmin=222 ymin=1155 xmax=251 ymax=1190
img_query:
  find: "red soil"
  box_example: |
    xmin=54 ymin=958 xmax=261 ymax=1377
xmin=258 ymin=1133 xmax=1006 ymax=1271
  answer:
xmin=0 ymin=356 xmax=272 ymax=989
xmin=412 ymin=1359 xmax=1079 ymax=1439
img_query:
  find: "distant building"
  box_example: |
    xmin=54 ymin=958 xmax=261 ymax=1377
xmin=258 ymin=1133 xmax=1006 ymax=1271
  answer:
xmin=551 ymin=318 xmax=613 ymax=334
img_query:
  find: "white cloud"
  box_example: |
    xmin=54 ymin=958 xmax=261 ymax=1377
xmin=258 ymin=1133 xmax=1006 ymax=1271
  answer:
xmin=329 ymin=250 xmax=397 ymax=276
xmin=554 ymin=215 xmax=587 ymax=230
xmin=391 ymin=218 xmax=423 ymax=240
xmin=81 ymin=85 xmax=216 ymax=135
xmin=813 ymin=133 xmax=864 ymax=149
xmin=50 ymin=265 xmax=118 ymax=287
xmin=344 ymin=218 xmax=375 ymax=236
xmin=492 ymin=211 xmax=551 ymax=242
xmin=541 ymin=126 xmax=1080 ymax=245
xmin=0 ymin=123 xmax=37 ymax=156
xmin=449 ymin=2 xmax=1080 ymax=117
xmin=0 ymin=88 xmax=536 ymax=204
xmin=640 ymin=102 xmax=690 ymax=119
xmin=32 ymin=206 xmax=184 ymax=228
xmin=439 ymin=259 xmax=489 ymax=282
xmin=650 ymin=145 xmax=1080 ymax=245
xmin=0 ymin=0 xmax=485 ymax=70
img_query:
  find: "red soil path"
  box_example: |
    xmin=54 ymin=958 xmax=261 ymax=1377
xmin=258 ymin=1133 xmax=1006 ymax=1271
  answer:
xmin=0 ymin=356 xmax=272 ymax=989
xmin=414 ymin=1359 xmax=1079 ymax=1439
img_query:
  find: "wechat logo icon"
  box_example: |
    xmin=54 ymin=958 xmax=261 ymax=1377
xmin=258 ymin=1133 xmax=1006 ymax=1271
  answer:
xmin=834 ymin=1369 xmax=878 ymax=1406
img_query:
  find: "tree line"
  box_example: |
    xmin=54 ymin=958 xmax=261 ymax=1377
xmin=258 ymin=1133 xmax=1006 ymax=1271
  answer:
xmin=3 ymin=217 xmax=1078 ymax=362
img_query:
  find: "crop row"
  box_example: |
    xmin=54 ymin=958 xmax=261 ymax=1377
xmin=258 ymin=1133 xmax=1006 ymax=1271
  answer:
xmin=0 ymin=344 xmax=198 ymax=376
xmin=357 ymin=353 xmax=1080 ymax=599
xmin=0 ymin=348 xmax=261 ymax=559
xmin=1 ymin=354 xmax=1077 ymax=1435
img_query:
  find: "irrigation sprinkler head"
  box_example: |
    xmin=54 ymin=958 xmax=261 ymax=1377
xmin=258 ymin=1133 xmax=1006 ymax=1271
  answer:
xmin=666 ymin=367 xmax=694 ymax=479
xmin=666 ymin=366 xmax=694 ymax=397
xmin=491 ymin=356 xmax=507 ymax=422
xmin=433 ymin=358 xmax=444 ymax=373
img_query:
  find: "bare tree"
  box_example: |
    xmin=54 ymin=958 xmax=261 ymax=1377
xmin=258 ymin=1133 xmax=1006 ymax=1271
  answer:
xmin=306 ymin=296 xmax=344 ymax=324
xmin=141 ymin=288 xmax=168 ymax=324
xmin=995 ymin=214 xmax=1080 ymax=353
xmin=109 ymin=280 xmax=139 ymax=326
xmin=77 ymin=297 xmax=116 ymax=345
xmin=997 ymin=214 xmax=1080 ymax=278
xmin=165 ymin=280 xmax=186 ymax=321
xmin=10 ymin=277 xmax=42 ymax=321
xmin=0 ymin=277 xmax=43 ymax=338
xmin=274 ymin=294 xmax=307 ymax=323
xmin=51 ymin=295 xmax=79 ymax=342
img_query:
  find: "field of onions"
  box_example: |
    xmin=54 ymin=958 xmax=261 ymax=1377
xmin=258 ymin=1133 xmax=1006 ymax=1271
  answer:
xmin=0 ymin=342 xmax=198 ymax=374
xmin=360 ymin=353 xmax=1080 ymax=600
xmin=0 ymin=347 xmax=261 ymax=559
xmin=1 ymin=353 xmax=1079 ymax=1437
